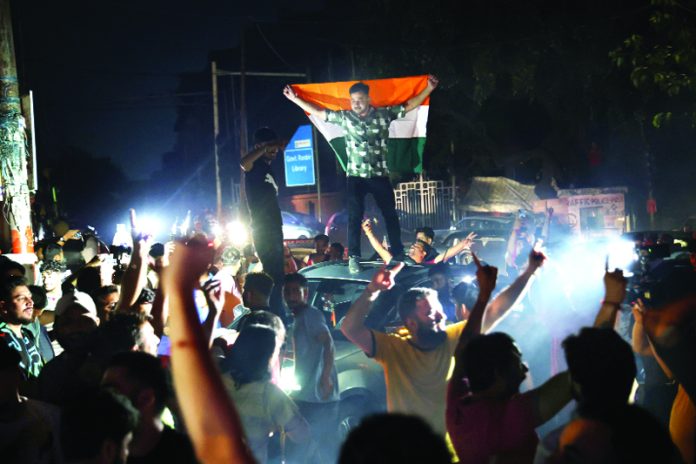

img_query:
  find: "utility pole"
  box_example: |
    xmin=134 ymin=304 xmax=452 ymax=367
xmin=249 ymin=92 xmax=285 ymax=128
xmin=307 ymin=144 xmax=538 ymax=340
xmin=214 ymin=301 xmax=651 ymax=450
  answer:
xmin=0 ymin=0 xmax=33 ymax=254
xmin=239 ymin=25 xmax=248 ymax=221
xmin=211 ymin=61 xmax=222 ymax=219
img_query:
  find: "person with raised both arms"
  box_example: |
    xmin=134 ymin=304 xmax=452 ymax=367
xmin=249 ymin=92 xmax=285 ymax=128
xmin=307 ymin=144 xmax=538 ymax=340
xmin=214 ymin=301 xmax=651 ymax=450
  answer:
xmin=284 ymin=76 xmax=439 ymax=273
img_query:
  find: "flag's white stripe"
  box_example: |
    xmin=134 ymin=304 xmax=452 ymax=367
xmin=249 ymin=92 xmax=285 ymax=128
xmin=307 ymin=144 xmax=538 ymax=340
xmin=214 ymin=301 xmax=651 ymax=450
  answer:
xmin=308 ymin=105 xmax=428 ymax=142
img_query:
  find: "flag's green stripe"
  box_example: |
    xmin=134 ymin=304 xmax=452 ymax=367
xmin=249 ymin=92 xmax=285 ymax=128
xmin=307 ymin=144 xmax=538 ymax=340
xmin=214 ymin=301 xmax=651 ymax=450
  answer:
xmin=327 ymin=137 xmax=425 ymax=175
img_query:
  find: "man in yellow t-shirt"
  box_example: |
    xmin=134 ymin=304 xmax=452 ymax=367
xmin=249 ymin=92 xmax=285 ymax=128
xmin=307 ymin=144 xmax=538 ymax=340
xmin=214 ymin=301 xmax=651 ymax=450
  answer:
xmin=341 ymin=251 xmax=543 ymax=434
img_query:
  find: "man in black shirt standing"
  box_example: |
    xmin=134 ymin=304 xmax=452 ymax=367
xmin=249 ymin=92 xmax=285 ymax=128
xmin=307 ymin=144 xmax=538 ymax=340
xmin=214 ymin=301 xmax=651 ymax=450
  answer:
xmin=240 ymin=128 xmax=287 ymax=322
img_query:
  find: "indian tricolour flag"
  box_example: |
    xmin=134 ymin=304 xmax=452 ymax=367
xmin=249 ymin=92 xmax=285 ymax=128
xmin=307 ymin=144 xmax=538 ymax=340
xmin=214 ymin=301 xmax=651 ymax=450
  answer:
xmin=290 ymin=75 xmax=430 ymax=175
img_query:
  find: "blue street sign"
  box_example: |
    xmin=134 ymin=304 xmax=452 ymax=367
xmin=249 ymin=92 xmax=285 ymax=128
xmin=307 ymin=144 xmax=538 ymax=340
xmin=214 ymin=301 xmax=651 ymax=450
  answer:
xmin=284 ymin=125 xmax=315 ymax=187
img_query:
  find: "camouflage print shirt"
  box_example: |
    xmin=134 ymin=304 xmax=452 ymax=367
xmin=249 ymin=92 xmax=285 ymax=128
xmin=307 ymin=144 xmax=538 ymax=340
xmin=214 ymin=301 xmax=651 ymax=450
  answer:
xmin=0 ymin=322 xmax=43 ymax=379
xmin=326 ymin=105 xmax=406 ymax=178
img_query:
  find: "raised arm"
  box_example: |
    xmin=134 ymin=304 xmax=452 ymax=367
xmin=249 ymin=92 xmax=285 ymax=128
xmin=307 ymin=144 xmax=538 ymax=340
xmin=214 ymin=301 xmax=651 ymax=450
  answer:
xmin=433 ymin=232 xmax=475 ymax=263
xmin=451 ymin=255 xmax=498 ymax=389
xmin=403 ymin=75 xmax=439 ymax=113
xmin=341 ymin=263 xmax=404 ymax=356
xmin=283 ymin=85 xmax=327 ymax=121
xmin=593 ymin=267 xmax=627 ymax=329
xmin=482 ymin=249 xmax=546 ymax=332
xmin=162 ymin=241 xmax=254 ymax=464
xmin=115 ymin=209 xmax=152 ymax=313
xmin=525 ymin=371 xmax=572 ymax=426
xmin=240 ymin=141 xmax=285 ymax=172
xmin=362 ymin=219 xmax=393 ymax=263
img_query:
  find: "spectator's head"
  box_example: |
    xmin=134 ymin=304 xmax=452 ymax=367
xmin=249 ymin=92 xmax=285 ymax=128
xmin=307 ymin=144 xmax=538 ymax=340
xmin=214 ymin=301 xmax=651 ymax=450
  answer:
xmin=462 ymin=332 xmax=528 ymax=396
xmin=28 ymin=285 xmax=48 ymax=320
xmin=415 ymin=227 xmax=435 ymax=245
xmin=94 ymin=312 xmax=159 ymax=357
xmin=242 ymin=272 xmax=274 ymax=308
xmin=102 ymin=352 xmax=169 ymax=420
xmin=329 ymin=242 xmax=345 ymax=261
xmin=283 ymin=273 xmax=309 ymax=312
xmin=223 ymin=324 xmax=277 ymax=386
xmin=314 ymin=234 xmax=330 ymax=254
xmin=349 ymin=82 xmax=371 ymax=116
xmin=338 ymin=413 xmax=451 ymax=464
xmin=53 ymin=304 xmax=99 ymax=353
xmin=77 ymin=266 xmax=102 ymax=297
xmin=0 ymin=276 xmax=33 ymax=326
xmin=397 ymin=288 xmax=446 ymax=342
xmin=562 ymin=328 xmax=636 ymax=414
xmin=407 ymin=239 xmax=431 ymax=264
xmin=0 ymin=257 xmax=25 ymax=279
xmin=557 ymin=405 xmax=682 ymax=464
xmin=44 ymin=243 xmax=65 ymax=263
xmin=40 ymin=260 xmax=66 ymax=293
xmin=253 ymin=127 xmax=279 ymax=162
xmin=94 ymin=285 xmax=119 ymax=322
xmin=55 ymin=290 xmax=99 ymax=323
xmin=0 ymin=342 xmax=21 ymax=401
xmin=235 ymin=310 xmax=286 ymax=362
xmin=61 ymin=389 xmax=138 ymax=464
xmin=428 ymin=263 xmax=451 ymax=291
xmin=219 ymin=246 xmax=242 ymax=275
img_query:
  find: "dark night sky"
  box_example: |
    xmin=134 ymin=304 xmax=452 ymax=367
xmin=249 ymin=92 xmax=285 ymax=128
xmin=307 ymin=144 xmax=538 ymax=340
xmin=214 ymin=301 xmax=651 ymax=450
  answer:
xmin=14 ymin=0 xmax=322 ymax=180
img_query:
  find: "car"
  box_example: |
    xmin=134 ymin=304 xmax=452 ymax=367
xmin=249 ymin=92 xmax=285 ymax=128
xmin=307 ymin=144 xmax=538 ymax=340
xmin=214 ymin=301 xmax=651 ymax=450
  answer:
xmin=287 ymin=260 xmax=479 ymax=438
xmin=281 ymin=210 xmax=323 ymax=240
xmin=324 ymin=209 xmax=411 ymax=257
xmin=434 ymin=215 xmax=515 ymax=269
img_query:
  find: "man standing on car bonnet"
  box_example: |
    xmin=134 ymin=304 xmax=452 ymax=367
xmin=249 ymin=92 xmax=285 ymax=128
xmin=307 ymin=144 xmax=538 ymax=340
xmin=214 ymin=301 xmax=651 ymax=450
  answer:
xmin=241 ymin=127 xmax=288 ymax=323
xmin=284 ymin=76 xmax=439 ymax=273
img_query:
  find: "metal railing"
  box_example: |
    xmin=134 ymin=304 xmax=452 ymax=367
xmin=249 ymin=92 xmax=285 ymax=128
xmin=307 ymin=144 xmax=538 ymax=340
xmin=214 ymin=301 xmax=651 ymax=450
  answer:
xmin=394 ymin=178 xmax=457 ymax=231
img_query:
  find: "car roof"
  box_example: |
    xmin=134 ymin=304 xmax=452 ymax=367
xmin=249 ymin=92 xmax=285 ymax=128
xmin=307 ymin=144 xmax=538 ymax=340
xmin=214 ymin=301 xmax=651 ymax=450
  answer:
xmin=299 ymin=260 xmax=473 ymax=287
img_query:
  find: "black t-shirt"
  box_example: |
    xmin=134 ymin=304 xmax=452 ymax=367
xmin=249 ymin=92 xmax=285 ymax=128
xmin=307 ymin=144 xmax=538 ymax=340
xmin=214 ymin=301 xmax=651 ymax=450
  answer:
xmin=245 ymin=159 xmax=281 ymax=228
xmin=128 ymin=426 xmax=197 ymax=464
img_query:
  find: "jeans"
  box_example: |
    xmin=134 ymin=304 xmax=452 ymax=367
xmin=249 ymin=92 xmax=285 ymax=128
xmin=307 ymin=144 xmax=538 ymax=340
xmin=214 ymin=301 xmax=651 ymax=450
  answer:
xmin=346 ymin=176 xmax=403 ymax=258
xmin=251 ymin=220 xmax=287 ymax=324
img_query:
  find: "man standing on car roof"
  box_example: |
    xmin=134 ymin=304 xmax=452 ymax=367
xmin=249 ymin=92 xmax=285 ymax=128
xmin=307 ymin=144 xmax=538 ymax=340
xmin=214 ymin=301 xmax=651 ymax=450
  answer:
xmin=284 ymin=76 xmax=439 ymax=274
xmin=241 ymin=127 xmax=288 ymax=322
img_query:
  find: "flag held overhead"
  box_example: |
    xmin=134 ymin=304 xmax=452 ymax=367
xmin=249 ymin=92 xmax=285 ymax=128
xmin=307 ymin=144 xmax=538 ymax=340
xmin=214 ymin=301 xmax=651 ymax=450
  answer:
xmin=291 ymin=75 xmax=430 ymax=176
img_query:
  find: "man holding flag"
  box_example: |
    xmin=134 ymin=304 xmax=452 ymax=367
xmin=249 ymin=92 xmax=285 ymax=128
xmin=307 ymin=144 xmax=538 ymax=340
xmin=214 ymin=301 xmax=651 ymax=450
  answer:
xmin=284 ymin=75 xmax=439 ymax=273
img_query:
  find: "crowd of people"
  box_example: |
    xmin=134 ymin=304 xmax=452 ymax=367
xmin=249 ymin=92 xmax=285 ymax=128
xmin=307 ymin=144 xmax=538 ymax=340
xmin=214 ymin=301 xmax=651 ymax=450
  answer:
xmin=1 ymin=75 xmax=695 ymax=464
xmin=1 ymin=209 xmax=694 ymax=463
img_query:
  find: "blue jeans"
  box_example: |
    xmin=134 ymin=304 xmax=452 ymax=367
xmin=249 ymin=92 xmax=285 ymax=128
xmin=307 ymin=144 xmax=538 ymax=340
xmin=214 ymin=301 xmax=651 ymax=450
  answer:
xmin=346 ymin=176 xmax=403 ymax=258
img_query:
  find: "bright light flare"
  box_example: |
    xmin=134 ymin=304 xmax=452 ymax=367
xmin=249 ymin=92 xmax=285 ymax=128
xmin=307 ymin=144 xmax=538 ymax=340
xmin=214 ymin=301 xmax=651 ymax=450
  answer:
xmin=606 ymin=238 xmax=637 ymax=272
xmin=461 ymin=274 xmax=475 ymax=284
xmin=226 ymin=221 xmax=249 ymax=247
xmin=138 ymin=216 xmax=162 ymax=237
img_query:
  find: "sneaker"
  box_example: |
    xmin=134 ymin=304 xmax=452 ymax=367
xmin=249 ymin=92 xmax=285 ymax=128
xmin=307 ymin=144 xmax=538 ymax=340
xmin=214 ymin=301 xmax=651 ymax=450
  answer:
xmin=348 ymin=256 xmax=361 ymax=274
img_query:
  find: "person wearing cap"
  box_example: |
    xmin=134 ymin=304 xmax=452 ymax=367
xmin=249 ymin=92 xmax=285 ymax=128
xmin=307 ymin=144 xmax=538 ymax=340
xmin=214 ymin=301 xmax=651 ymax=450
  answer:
xmin=240 ymin=127 xmax=288 ymax=323
xmin=0 ymin=276 xmax=43 ymax=381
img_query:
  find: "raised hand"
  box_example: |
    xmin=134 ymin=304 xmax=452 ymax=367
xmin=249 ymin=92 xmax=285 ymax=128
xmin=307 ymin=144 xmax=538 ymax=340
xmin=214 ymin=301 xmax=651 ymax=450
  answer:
xmin=427 ymin=74 xmax=440 ymax=90
xmin=472 ymin=253 xmax=498 ymax=296
xmin=129 ymin=208 xmax=153 ymax=257
xmin=163 ymin=239 xmax=215 ymax=291
xmin=527 ymin=248 xmax=547 ymax=273
xmin=461 ymin=232 xmax=477 ymax=249
xmin=283 ymin=85 xmax=297 ymax=101
xmin=367 ymin=262 xmax=404 ymax=293
xmin=603 ymin=265 xmax=627 ymax=304
xmin=202 ymin=279 xmax=224 ymax=316
xmin=361 ymin=218 xmax=374 ymax=235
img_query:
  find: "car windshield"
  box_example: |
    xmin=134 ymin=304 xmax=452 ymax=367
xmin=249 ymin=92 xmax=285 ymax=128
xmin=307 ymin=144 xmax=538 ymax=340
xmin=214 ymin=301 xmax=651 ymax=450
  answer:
xmin=306 ymin=277 xmax=406 ymax=339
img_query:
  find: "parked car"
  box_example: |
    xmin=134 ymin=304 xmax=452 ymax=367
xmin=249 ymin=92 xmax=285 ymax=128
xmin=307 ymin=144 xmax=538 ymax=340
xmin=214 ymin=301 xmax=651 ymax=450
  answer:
xmin=288 ymin=260 xmax=479 ymax=438
xmin=281 ymin=210 xmax=323 ymax=240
